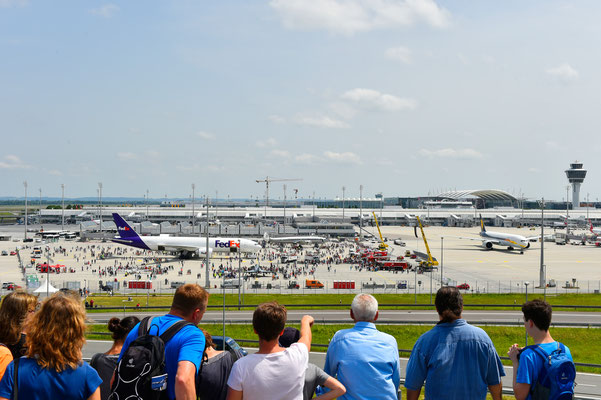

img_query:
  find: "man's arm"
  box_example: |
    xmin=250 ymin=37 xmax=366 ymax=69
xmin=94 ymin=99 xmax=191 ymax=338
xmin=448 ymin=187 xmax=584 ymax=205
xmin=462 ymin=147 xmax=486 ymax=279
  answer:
xmin=297 ymin=314 xmax=314 ymax=352
xmin=488 ymin=383 xmax=503 ymax=400
xmin=508 ymin=344 xmax=530 ymax=400
xmin=86 ymin=387 xmax=101 ymax=400
xmin=226 ymin=387 xmax=243 ymax=400
xmin=406 ymin=388 xmax=421 ymax=400
xmin=174 ymin=360 xmax=196 ymax=400
xmin=314 ymin=376 xmax=346 ymax=400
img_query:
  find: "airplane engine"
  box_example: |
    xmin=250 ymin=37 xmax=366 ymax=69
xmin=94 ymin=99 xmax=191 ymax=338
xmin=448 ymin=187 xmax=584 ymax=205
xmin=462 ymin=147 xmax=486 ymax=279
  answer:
xmin=481 ymin=241 xmax=493 ymax=249
xmin=525 ymin=243 xmax=530 ymax=249
xmin=196 ymin=248 xmax=213 ymax=258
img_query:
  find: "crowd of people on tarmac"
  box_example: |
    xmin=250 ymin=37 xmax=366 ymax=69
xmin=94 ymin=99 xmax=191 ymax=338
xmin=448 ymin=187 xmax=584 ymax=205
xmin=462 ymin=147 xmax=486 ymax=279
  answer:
xmin=0 ymin=283 xmax=575 ymax=400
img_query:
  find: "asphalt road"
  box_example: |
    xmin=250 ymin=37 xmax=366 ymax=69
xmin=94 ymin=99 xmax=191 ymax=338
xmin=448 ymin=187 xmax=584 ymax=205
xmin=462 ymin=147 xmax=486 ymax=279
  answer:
xmin=83 ymin=340 xmax=601 ymax=399
xmin=87 ymin=309 xmax=601 ymax=326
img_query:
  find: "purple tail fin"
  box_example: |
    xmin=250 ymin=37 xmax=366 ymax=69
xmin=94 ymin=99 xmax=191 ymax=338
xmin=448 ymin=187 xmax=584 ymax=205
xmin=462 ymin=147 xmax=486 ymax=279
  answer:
xmin=112 ymin=213 xmax=140 ymax=239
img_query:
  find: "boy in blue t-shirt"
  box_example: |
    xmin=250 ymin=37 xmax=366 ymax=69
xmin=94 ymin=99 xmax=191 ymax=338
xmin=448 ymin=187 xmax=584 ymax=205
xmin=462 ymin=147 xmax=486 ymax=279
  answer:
xmin=507 ymin=299 xmax=573 ymax=400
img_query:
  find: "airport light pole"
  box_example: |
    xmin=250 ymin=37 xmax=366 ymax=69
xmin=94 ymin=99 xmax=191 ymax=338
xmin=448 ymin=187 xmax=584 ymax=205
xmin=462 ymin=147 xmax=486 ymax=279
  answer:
xmin=312 ymin=192 xmax=316 ymax=219
xmin=359 ymin=185 xmax=363 ymax=240
xmin=61 ymin=184 xmax=65 ymax=231
xmin=98 ymin=182 xmax=103 ymax=239
xmin=205 ymin=197 xmax=210 ymax=289
xmin=283 ymin=184 xmax=286 ymax=233
xmin=192 ymin=184 xmax=195 ymax=233
xmin=440 ymin=237 xmax=444 ymax=286
xmin=342 ymin=186 xmax=345 ymax=221
xmin=524 ymin=281 xmax=530 ymax=345
xmin=39 ymin=188 xmax=42 ymax=226
xmin=587 ymin=193 xmax=590 ymax=220
xmin=23 ymin=181 xmax=28 ymax=240
xmin=146 ymin=189 xmax=149 ymax=221
xmin=538 ymin=198 xmax=546 ymax=299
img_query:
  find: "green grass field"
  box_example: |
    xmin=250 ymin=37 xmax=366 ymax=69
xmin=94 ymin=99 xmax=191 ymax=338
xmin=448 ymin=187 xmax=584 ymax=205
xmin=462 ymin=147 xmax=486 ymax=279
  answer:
xmin=85 ymin=292 xmax=601 ymax=311
xmin=87 ymin=323 xmax=600 ymax=373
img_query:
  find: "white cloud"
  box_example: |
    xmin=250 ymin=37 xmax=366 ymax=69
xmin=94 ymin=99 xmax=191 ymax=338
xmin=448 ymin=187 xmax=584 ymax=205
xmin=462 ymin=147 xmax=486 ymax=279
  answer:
xmin=328 ymin=102 xmax=357 ymax=119
xmin=196 ymin=131 xmax=215 ymax=140
xmin=417 ymin=148 xmax=484 ymax=160
xmin=89 ymin=4 xmax=119 ymax=18
xmin=294 ymin=115 xmax=350 ymax=128
xmin=385 ymin=46 xmax=412 ymax=64
xmin=271 ymin=149 xmax=291 ymax=158
xmin=341 ymin=88 xmax=417 ymax=111
xmin=323 ymin=150 xmax=362 ymax=164
xmin=117 ymin=152 xmax=137 ymax=160
xmin=268 ymin=114 xmax=286 ymax=124
xmin=0 ymin=0 xmax=27 ymax=7
xmin=546 ymin=63 xmax=579 ymax=82
xmin=295 ymin=153 xmax=319 ymax=164
xmin=0 ymin=155 xmax=31 ymax=169
xmin=270 ymin=0 xmax=451 ymax=35
xmin=256 ymin=138 xmax=277 ymax=147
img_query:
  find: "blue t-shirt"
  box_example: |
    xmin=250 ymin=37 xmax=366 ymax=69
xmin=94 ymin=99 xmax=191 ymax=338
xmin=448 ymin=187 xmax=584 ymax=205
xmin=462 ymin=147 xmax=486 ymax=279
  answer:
xmin=324 ymin=321 xmax=401 ymax=400
xmin=0 ymin=357 xmax=102 ymax=400
xmin=118 ymin=314 xmax=205 ymax=400
xmin=516 ymin=342 xmax=573 ymax=400
xmin=404 ymin=319 xmax=505 ymax=400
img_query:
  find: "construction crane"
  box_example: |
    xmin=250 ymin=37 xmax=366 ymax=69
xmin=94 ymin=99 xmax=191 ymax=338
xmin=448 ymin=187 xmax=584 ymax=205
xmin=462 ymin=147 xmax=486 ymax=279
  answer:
xmin=372 ymin=212 xmax=388 ymax=251
xmin=414 ymin=216 xmax=439 ymax=269
xmin=255 ymin=177 xmax=302 ymax=207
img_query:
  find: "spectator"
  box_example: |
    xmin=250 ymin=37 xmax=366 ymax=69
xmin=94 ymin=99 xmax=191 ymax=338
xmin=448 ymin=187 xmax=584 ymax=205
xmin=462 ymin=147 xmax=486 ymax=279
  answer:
xmin=116 ymin=283 xmax=208 ymax=400
xmin=90 ymin=316 xmax=140 ymax=400
xmin=508 ymin=299 xmax=575 ymax=400
xmin=324 ymin=293 xmax=400 ymax=400
xmin=0 ymin=292 xmax=102 ymax=399
xmin=196 ymin=329 xmax=235 ymax=400
xmin=405 ymin=286 xmax=505 ymax=400
xmin=0 ymin=290 xmax=38 ymax=360
xmin=279 ymin=327 xmax=346 ymax=400
xmin=226 ymin=302 xmax=314 ymax=400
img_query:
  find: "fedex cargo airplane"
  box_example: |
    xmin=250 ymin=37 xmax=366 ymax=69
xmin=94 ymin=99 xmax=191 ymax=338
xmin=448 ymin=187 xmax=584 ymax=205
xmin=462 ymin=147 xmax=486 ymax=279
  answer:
xmin=111 ymin=213 xmax=261 ymax=258
xmin=458 ymin=217 xmax=539 ymax=254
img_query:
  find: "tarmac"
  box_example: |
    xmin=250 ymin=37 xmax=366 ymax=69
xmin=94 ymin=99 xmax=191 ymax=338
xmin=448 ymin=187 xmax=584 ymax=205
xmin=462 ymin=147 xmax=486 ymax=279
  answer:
xmin=0 ymin=223 xmax=600 ymax=295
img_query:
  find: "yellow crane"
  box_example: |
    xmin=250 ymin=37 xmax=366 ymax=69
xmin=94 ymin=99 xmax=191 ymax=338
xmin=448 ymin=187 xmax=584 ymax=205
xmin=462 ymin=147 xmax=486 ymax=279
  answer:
xmin=415 ymin=216 xmax=439 ymax=268
xmin=372 ymin=212 xmax=388 ymax=251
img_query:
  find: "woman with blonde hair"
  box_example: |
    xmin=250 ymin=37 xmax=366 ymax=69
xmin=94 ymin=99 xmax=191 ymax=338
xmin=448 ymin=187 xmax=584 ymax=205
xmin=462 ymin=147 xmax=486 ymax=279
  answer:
xmin=0 ymin=292 xmax=102 ymax=400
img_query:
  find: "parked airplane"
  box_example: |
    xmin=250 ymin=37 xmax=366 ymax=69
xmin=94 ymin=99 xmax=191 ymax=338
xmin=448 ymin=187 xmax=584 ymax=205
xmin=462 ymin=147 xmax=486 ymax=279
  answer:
xmin=589 ymin=220 xmax=601 ymax=236
xmin=263 ymin=232 xmax=326 ymax=244
xmin=245 ymin=264 xmax=272 ymax=277
xmin=458 ymin=217 xmax=539 ymax=253
xmin=111 ymin=213 xmax=261 ymax=257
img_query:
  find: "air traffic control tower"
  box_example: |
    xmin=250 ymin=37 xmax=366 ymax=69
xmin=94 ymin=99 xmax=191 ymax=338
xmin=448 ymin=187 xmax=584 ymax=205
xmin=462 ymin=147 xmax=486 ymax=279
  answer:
xmin=565 ymin=161 xmax=587 ymax=208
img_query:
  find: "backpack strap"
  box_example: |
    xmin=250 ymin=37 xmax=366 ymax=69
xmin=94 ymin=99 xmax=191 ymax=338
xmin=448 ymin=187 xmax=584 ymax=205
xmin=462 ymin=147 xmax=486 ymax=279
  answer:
xmin=138 ymin=316 xmax=153 ymax=336
xmin=159 ymin=320 xmax=194 ymax=344
xmin=13 ymin=357 xmax=20 ymax=400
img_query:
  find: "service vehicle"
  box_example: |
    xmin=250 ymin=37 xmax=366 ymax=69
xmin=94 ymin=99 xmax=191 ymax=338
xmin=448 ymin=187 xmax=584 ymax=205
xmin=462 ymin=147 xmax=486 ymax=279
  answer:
xmin=457 ymin=283 xmax=470 ymax=290
xmin=305 ymin=279 xmax=324 ymax=289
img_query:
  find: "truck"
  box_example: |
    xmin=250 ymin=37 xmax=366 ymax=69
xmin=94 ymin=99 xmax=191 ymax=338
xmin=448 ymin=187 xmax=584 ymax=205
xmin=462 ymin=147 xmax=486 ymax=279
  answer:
xmin=221 ymin=279 xmax=241 ymax=289
xmin=305 ymin=279 xmax=324 ymax=289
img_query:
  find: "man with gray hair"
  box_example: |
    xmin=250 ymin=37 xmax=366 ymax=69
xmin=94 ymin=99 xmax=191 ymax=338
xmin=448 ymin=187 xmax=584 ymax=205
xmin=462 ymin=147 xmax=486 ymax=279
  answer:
xmin=324 ymin=294 xmax=401 ymax=399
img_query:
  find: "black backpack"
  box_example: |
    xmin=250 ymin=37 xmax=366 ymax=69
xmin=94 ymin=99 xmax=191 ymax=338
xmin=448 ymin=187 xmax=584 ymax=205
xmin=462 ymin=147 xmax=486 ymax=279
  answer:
xmin=109 ymin=316 xmax=193 ymax=400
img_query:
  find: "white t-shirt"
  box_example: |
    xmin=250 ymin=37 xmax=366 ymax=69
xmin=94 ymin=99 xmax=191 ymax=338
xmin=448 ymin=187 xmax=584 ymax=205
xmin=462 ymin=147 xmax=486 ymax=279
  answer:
xmin=227 ymin=342 xmax=309 ymax=400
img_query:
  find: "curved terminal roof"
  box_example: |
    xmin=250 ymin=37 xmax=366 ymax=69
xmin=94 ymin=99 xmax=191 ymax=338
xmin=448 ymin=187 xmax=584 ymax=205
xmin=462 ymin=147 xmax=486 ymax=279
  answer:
xmin=437 ymin=189 xmax=517 ymax=202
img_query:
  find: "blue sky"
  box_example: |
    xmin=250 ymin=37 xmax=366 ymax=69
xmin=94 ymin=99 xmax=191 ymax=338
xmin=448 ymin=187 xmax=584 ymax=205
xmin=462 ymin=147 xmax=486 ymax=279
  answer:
xmin=1 ymin=0 xmax=600 ymax=201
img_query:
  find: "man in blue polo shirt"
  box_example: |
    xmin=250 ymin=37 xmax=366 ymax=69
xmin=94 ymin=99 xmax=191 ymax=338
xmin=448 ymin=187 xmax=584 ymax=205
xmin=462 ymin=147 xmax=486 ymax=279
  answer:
xmin=117 ymin=283 xmax=208 ymax=400
xmin=405 ymin=286 xmax=505 ymax=400
xmin=324 ymin=293 xmax=401 ymax=400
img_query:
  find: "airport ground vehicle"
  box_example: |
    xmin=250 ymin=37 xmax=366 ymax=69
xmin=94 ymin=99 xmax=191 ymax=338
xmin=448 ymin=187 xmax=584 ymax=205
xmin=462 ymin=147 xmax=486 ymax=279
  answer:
xmin=393 ymin=239 xmax=406 ymax=246
xmin=287 ymin=281 xmax=300 ymax=289
xmin=457 ymin=283 xmax=470 ymax=290
xmin=10 ymin=251 xmax=16 ymax=256
xmin=221 ymin=279 xmax=241 ymax=289
xmin=1 ymin=251 xmax=7 ymax=256
xmin=305 ymin=279 xmax=324 ymax=289
xmin=170 ymin=281 xmax=185 ymax=289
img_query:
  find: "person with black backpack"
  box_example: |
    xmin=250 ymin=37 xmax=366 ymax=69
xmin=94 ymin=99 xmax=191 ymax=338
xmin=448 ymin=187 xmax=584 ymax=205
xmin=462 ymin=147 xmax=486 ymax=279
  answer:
xmin=508 ymin=299 xmax=576 ymax=400
xmin=110 ymin=284 xmax=209 ymax=400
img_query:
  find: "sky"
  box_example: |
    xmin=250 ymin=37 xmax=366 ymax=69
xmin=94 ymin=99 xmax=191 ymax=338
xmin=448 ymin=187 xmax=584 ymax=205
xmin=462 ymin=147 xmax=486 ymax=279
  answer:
xmin=1 ymin=0 xmax=601 ymax=201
